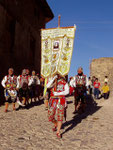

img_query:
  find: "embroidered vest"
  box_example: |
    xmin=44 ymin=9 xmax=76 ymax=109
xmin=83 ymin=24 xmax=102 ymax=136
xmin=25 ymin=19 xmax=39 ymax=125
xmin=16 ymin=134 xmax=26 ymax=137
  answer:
xmin=51 ymin=79 xmax=66 ymax=97
xmin=75 ymin=74 xmax=86 ymax=86
xmin=6 ymin=75 xmax=17 ymax=89
xmin=31 ymin=76 xmax=37 ymax=85
xmin=19 ymin=75 xmax=29 ymax=88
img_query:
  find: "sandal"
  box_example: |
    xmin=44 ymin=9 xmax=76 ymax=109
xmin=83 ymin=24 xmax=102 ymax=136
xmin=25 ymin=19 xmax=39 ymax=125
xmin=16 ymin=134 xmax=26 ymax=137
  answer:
xmin=13 ymin=108 xmax=16 ymax=111
xmin=56 ymin=133 xmax=61 ymax=139
xmin=52 ymin=126 xmax=57 ymax=132
xmin=45 ymin=107 xmax=48 ymax=111
xmin=4 ymin=109 xmax=8 ymax=113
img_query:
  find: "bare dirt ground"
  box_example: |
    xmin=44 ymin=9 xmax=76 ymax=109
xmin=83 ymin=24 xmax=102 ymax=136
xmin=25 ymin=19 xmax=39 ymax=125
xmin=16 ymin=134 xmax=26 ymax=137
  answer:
xmin=0 ymin=95 xmax=113 ymax=150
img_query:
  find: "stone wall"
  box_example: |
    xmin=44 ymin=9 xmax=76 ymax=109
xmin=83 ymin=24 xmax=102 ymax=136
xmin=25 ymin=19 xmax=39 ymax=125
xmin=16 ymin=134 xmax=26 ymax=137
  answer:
xmin=90 ymin=57 xmax=113 ymax=95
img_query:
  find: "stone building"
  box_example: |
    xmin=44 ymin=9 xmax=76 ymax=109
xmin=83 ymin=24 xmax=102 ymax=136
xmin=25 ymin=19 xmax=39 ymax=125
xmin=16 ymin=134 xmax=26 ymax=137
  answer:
xmin=0 ymin=0 xmax=54 ymax=103
xmin=90 ymin=57 xmax=113 ymax=95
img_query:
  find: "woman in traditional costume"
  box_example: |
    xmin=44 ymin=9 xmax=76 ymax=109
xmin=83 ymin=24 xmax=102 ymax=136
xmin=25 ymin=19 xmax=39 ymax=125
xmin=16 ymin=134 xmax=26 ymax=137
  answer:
xmin=47 ymin=74 xmax=69 ymax=138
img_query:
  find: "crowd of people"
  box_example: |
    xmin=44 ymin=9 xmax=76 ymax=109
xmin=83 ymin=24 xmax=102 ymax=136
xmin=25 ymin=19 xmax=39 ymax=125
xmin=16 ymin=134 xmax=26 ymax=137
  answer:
xmin=1 ymin=68 xmax=44 ymax=112
xmin=87 ymin=76 xmax=110 ymax=99
xmin=69 ymin=75 xmax=110 ymax=100
xmin=1 ymin=67 xmax=110 ymax=138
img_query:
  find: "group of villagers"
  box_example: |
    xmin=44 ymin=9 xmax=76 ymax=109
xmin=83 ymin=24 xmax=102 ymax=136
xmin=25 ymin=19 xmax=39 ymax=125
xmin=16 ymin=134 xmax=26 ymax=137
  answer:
xmin=1 ymin=67 xmax=91 ymax=138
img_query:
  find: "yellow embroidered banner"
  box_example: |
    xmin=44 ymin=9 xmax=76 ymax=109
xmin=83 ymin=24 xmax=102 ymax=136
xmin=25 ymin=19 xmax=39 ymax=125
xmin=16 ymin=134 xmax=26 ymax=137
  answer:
xmin=41 ymin=26 xmax=76 ymax=78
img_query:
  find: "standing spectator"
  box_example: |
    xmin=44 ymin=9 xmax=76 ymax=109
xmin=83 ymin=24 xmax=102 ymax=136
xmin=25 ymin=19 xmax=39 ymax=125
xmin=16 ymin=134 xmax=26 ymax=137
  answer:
xmin=93 ymin=78 xmax=100 ymax=99
xmin=101 ymin=82 xmax=110 ymax=99
xmin=88 ymin=77 xmax=92 ymax=95
xmin=104 ymin=76 xmax=109 ymax=83
xmin=91 ymin=76 xmax=96 ymax=94
xmin=92 ymin=76 xmax=96 ymax=85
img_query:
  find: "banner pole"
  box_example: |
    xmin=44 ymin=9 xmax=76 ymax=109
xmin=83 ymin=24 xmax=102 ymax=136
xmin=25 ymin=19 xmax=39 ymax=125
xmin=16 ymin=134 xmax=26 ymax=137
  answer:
xmin=58 ymin=15 xmax=61 ymax=27
xmin=54 ymin=15 xmax=61 ymax=91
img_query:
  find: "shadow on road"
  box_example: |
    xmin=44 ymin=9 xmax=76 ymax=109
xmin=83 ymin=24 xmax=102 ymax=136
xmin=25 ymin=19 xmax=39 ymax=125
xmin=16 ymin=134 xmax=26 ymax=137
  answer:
xmin=25 ymin=99 xmax=44 ymax=109
xmin=16 ymin=99 xmax=44 ymax=111
xmin=62 ymin=95 xmax=102 ymax=136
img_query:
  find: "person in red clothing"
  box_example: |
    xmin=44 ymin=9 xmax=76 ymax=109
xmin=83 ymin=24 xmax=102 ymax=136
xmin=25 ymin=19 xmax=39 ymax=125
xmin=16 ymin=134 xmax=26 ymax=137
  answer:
xmin=1 ymin=68 xmax=17 ymax=112
xmin=17 ymin=69 xmax=30 ymax=106
xmin=47 ymin=74 xmax=69 ymax=138
xmin=93 ymin=78 xmax=100 ymax=99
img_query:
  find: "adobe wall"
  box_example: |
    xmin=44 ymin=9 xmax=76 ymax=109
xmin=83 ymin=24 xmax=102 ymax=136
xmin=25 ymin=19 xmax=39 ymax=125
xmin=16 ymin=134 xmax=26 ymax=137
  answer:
xmin=0 ymin=0 xmax=53 ymax=104
xmin=90 ymin=57 xmax=113 ymax=95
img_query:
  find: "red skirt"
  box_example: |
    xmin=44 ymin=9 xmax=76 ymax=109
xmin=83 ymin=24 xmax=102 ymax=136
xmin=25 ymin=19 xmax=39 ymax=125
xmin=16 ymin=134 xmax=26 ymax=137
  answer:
xmin=48 ymin=97 xmax=65 ymax=122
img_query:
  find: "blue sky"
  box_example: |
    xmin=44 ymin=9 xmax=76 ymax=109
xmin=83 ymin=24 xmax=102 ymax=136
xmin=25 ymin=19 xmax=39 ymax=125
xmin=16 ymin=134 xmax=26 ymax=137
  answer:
xmin=46 ymin=0 xmax=113 ymax=77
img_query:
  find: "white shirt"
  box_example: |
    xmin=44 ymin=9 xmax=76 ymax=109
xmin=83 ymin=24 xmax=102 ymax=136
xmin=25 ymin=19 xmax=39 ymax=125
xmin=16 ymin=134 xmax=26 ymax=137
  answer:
xmin=17 ymin=75 xmax=30 ymax=89
xmin=46 ymin=76 xmax=69 ymax=96
xmin=88 ymin=80 xmax=92 ymax=86
xmin=17 ymin=75 xmax=21 ymax=89
xmin=104 ymin=78 xmax=108 ymax=83
xmin=1 ymin=75 xmax=16 ymax=88
xmin=28 ymin=76 xmax=40 ymax=86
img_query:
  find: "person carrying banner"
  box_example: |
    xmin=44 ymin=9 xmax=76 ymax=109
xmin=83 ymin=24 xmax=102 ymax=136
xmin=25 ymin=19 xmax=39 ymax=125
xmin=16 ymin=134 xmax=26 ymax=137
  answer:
xmin=46 ymin=74 xmax=69 ymax=138
xmin=1 ymin=68 xmax=17 ymax=112
xmin=70 ymin=67 xmax=88 ymax=114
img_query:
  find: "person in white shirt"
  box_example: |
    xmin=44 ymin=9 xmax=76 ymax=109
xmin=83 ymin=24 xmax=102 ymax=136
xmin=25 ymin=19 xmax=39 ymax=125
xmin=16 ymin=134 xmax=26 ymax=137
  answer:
xmin=104 ymin=76 xmax=108 ymax=83
xmin=28 ymin=71 xmax=40 ymax=86
xmin=70 ymin=67 xmax=88 ymax=114
xmin=28 ymin=71 xmax=40 ymax=102
xmin=87 ymin=77 xmax=93 ymax=95
xmin=1 ymin=68 xmax=17 ymax=112
xmin=17 ymin=69 xmax=30 ymax=106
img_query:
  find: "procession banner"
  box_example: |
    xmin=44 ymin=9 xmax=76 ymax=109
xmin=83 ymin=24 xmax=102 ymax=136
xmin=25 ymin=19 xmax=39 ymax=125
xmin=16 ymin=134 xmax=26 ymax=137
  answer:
xmin=41 ymin=26 xmax=76 ymax=78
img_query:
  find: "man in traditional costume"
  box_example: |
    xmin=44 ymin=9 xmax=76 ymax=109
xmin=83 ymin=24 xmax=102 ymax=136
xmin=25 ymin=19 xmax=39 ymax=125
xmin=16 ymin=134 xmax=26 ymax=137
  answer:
xmin=17 ymin=69 xmax=30 ymax=106
xmin=70 ymin=67 xmax=88 ymax=113
xmin=26 ymin=69 xmax=31 ymax=80
xmin=1 ymin=68 xmax=17 ymax=112
xmin=47 ymin=74 xmax=69 ymax=138
xmin=29 ymin=70 xmax=40 ymax=102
